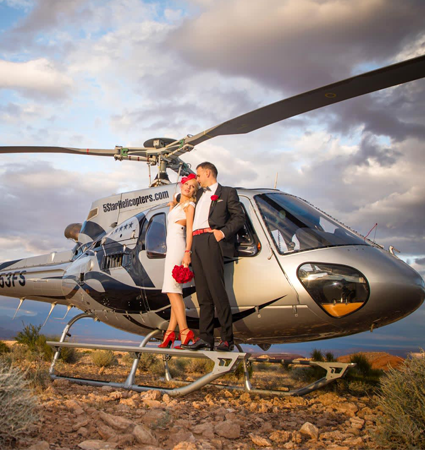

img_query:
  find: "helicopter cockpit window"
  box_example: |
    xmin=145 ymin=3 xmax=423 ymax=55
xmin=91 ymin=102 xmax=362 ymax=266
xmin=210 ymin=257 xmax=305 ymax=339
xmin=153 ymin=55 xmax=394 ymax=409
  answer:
xmin=86 ymin=207 xmax=98 ymax=221
xmin=145 ymin=213 xmax=167 ymax=259
xmin=255 ymin=193 xmax=369 ymax=254
xmin=138 ymin=217 xmax=149 ymax=250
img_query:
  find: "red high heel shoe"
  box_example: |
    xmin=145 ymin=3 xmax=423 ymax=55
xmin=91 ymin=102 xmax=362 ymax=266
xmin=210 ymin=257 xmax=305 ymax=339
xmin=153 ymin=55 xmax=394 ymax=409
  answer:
xmin=178 ymin=328 xmax=197 ymax=346
xmin=158 ymin=330 xmax=176 ymax=348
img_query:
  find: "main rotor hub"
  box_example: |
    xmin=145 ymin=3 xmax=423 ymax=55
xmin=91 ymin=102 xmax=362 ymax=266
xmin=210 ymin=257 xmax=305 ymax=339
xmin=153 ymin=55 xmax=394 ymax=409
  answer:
xmin=143 ymin=137 xmax=178 ymax=149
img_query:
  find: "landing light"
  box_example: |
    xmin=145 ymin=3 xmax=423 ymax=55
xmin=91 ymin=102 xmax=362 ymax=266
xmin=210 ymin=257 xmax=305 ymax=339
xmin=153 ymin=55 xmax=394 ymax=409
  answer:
xmin=298 ymin=263 xmax=370 ymax=318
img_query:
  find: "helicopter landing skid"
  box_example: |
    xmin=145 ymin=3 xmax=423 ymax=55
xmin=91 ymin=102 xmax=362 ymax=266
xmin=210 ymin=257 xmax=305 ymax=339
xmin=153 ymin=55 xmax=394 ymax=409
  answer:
xmin=46 ymin=317 xmax=354 ymax=397
xmin=47 ymin=339 xmax=246 ymax=397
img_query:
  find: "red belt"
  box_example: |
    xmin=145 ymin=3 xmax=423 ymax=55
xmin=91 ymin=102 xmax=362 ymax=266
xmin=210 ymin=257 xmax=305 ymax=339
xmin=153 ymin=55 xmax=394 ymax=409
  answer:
xmin=193 ymin=228 xmax=213 ymax=236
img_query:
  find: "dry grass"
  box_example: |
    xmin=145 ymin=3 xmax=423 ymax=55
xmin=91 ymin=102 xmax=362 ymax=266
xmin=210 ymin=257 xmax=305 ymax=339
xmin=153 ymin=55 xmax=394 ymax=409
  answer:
xmin=0 ymin=359 xmax=39 ymax=448
xmin=374 ymin=350 xmax=425 ymax=449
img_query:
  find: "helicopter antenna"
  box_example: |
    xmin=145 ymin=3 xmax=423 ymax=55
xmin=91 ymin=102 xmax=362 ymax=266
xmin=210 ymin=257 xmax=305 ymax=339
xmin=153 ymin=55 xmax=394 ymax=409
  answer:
xmin=364 ymin=223 xmax=378 ymax=242
xmin=274 ymin=173 xmax=278 ymax=189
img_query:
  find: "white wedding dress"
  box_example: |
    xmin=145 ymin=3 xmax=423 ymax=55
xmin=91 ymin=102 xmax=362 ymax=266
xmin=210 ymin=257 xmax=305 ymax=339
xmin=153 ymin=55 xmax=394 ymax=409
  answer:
xmin=162 ymin=200 xmax=195 ymax=294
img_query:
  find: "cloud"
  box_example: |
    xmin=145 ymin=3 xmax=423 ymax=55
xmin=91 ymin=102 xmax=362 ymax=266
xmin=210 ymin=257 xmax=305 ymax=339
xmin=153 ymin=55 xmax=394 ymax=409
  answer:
xmin=0 ymin=58 xmax=73 ymax=99
xmin=167 ymin=0 xmax=425 ymax=93
xmin=0 ymin=0 xmax=32 ymax=8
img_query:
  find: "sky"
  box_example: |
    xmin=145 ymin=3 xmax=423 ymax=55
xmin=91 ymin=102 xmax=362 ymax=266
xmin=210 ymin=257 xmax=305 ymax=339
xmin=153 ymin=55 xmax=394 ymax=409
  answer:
xmin=0 ymin=0 xmax=424 ymax=357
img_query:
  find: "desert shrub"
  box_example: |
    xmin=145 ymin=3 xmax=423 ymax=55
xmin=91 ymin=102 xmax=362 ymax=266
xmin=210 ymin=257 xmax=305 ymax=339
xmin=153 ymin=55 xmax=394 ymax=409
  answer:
xmin=374 ymin=351 xmax=425 ymax=450
xmin=9 ymin=342 xmax=29 ymax=361
xmin=345 ymin=353 xmax=382 ymax=385
xmin=233 ymin=361 xmax=253 ymax=380
xmin=57 ymin=346 xmax=78 ymax=364
xmin=291 ymin=349 xmax=337 ymax=383
xmin=15 ymin=323 xmax=41 ymax=349
xmin=15 ymin=323 xmax=53 ymax=361
xmin=121 ymin=352 xmax=164 ymax=375
xmin=186 ymin=357 xmax=215 ymax=374
xmin=91 ymin=350 xmax=115 ymax=368
xmin=255 ymin=361 xmax=280 ymax=371
xmin=25 ymin=362 xmax=51 ymax=392
xmin=138 ymin=352 xmax=161 ymax=371
xmin=311 ymin=349 xmax=336 ymax=362
xmin=290 ymin=349 xmax=336 ymax=390
xmin=0 ymin=359 xmax=39 ymax=448
xmin=121 ymin=352 xmax=138 ymax=366
xmin=169 ymin=357 xmax=189 ymax=377
xmin=48 ymin=337 xmax=78 ymax=364
xmin=0 ymin=341 xmax=10 ymax=354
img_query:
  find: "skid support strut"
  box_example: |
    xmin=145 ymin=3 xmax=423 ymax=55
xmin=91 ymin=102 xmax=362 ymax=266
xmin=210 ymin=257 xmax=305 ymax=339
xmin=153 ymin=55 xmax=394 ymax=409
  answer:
xmin=49 ymin=312 xmax=94 ymax=377
xmin=226 ymin=344 xmax=355 ymax=396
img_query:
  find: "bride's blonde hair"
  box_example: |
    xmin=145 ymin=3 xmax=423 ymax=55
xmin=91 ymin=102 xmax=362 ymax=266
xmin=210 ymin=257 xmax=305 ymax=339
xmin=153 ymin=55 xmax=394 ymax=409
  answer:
xmin=179 ymin=177 xmax=199 ymax=209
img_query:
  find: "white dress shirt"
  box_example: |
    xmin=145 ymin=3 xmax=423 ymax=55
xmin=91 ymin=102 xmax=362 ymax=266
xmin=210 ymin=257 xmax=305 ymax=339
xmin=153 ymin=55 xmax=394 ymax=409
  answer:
xmin=193 ymin=182 xmax=218 ymax=231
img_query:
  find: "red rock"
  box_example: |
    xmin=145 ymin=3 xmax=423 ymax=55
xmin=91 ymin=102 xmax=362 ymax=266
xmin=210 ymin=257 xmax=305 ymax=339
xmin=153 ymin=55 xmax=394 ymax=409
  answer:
xmin=141 ymin=389 xmax=162 ymax=401
xmin=214 ymin=420 xmax=241 ymax=439
xmin=299 ymin=422 xmax=319 ymax=440
xmin=77 ymin=440 xmax=118 ymax=450
xmin=97 ymin=423 xmax=115 ymax=440
xmin=333 ymin=402 xmax=358 ymax=417
xmin=99 ymin=411 xmax=135 ymax=431
xmin=172 ymin=442 xmax=197 ymax=450
xmin=269 ymin=430 xmax=291 ymax=443
xmin=249 ymin=433 xmax=272 ymax=447
xmin=192 ymin=422 xmax=215 ymax=439
xmin=27 ymin=442 xmax=50 ymax=450
xmin=133 ymin=424 xmax=158 ymax=446
xmin=349 ymin=417 xmax=365 ymax=429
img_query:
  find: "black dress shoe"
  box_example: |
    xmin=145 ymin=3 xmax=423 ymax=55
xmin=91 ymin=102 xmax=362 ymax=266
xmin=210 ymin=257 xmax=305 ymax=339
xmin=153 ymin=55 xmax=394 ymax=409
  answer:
xmin=216 ymin=340 xmax=235 ymax=352
xmin=181 ymin=338 xmax=213 ymax=351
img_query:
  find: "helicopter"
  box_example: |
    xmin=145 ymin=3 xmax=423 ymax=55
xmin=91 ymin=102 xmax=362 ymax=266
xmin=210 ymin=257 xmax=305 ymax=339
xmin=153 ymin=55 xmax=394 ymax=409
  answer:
xmin=0 ymin=54 xmax=424 ymax=396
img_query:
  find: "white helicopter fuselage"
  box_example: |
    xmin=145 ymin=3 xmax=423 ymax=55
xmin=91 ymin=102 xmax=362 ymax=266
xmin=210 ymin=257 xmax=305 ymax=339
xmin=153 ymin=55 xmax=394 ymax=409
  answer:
xmin=0 ymin=184 xmax=423 ymax=345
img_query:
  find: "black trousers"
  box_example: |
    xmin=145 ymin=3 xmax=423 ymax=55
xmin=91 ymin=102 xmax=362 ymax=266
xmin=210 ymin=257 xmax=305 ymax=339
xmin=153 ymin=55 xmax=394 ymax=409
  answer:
xmin=192 ymin=233 xmax=233 ymax=345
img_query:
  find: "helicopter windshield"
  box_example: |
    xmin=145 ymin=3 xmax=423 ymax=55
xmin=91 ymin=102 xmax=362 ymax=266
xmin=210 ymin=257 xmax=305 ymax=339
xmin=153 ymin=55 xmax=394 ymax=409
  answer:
xmin=255 ymin=193 xmax=369 ymax=254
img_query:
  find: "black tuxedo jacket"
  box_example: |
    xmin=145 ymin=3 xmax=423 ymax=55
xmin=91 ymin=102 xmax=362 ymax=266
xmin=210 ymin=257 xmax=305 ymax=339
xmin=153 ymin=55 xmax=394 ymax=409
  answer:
xmin=196 ymin=184 xmax=245 ymax=258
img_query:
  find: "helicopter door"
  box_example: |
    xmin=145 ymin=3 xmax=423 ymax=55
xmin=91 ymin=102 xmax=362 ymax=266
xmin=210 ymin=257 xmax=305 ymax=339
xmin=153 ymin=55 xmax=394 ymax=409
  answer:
xmin=222 ymin=196 xmax=300 ymax=316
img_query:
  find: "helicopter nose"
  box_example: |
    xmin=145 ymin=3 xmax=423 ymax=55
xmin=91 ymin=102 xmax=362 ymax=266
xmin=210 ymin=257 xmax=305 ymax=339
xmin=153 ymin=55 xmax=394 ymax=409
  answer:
xmin=367 ymin=252 xmax=425 ymax=326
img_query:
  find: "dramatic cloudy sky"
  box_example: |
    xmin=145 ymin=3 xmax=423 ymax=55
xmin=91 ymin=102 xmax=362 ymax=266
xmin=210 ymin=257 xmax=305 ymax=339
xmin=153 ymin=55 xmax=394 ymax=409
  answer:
xmin=0 ymin=0 xmax=424 ymax=354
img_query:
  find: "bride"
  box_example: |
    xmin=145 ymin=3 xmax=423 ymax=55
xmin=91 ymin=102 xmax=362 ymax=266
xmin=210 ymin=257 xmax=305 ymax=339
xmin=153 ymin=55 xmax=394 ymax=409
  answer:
xmin=159 ymin=174 xmax=199 ymax=348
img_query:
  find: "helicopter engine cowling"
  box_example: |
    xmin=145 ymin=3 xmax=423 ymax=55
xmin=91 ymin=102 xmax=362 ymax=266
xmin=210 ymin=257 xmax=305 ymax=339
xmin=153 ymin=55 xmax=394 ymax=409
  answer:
xmin=64 ymin=223 xmax=82 ymax=242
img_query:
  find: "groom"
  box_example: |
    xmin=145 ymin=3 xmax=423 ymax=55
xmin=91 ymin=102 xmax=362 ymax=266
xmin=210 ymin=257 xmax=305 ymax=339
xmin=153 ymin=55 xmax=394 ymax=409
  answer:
xmin=182 ymin=162 xmax=245 ymax=352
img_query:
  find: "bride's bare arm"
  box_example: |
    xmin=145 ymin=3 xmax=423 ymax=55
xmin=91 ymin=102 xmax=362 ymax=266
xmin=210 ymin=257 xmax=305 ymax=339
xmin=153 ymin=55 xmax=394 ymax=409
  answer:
xmin=182 ymin=205 xmax=195 ymax=266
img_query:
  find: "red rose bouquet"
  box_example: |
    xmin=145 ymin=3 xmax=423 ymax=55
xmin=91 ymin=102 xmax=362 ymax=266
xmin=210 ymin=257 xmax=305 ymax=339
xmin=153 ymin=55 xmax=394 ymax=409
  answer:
xmin=172 ymin=265 xmax=194 ymax=284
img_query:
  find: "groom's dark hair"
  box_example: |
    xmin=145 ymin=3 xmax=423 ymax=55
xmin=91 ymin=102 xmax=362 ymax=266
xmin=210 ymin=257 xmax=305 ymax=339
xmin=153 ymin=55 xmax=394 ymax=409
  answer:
xmin=197 ymin=161 xmax=218 ymax=178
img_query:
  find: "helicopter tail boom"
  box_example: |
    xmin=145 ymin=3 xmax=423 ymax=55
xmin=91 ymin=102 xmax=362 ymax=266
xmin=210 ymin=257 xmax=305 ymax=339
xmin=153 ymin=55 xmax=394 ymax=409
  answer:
xmin=0 ymin=250 xmax=73 ymax=305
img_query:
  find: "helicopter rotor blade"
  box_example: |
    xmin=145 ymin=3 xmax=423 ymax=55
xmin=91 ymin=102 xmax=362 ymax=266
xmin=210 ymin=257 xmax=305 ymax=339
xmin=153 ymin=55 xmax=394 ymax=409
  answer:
xmin=0 ymin=145 xmax=156 ymax=162
xmin=173 ymin=54 xmax=425 ymax=150
xmin=0 ymin=146 xmax=119 ymax=157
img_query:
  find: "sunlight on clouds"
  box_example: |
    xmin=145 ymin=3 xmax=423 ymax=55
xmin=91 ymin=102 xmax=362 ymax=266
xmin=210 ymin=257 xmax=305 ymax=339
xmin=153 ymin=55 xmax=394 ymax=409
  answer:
xmin=0 ymin=58 xmax=73 ymax=98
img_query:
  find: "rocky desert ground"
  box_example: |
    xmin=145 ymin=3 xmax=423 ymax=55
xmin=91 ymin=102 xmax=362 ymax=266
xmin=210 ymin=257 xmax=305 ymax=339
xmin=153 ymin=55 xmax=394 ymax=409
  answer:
xmin=2 ymin=342 xmax=406 ymax=450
